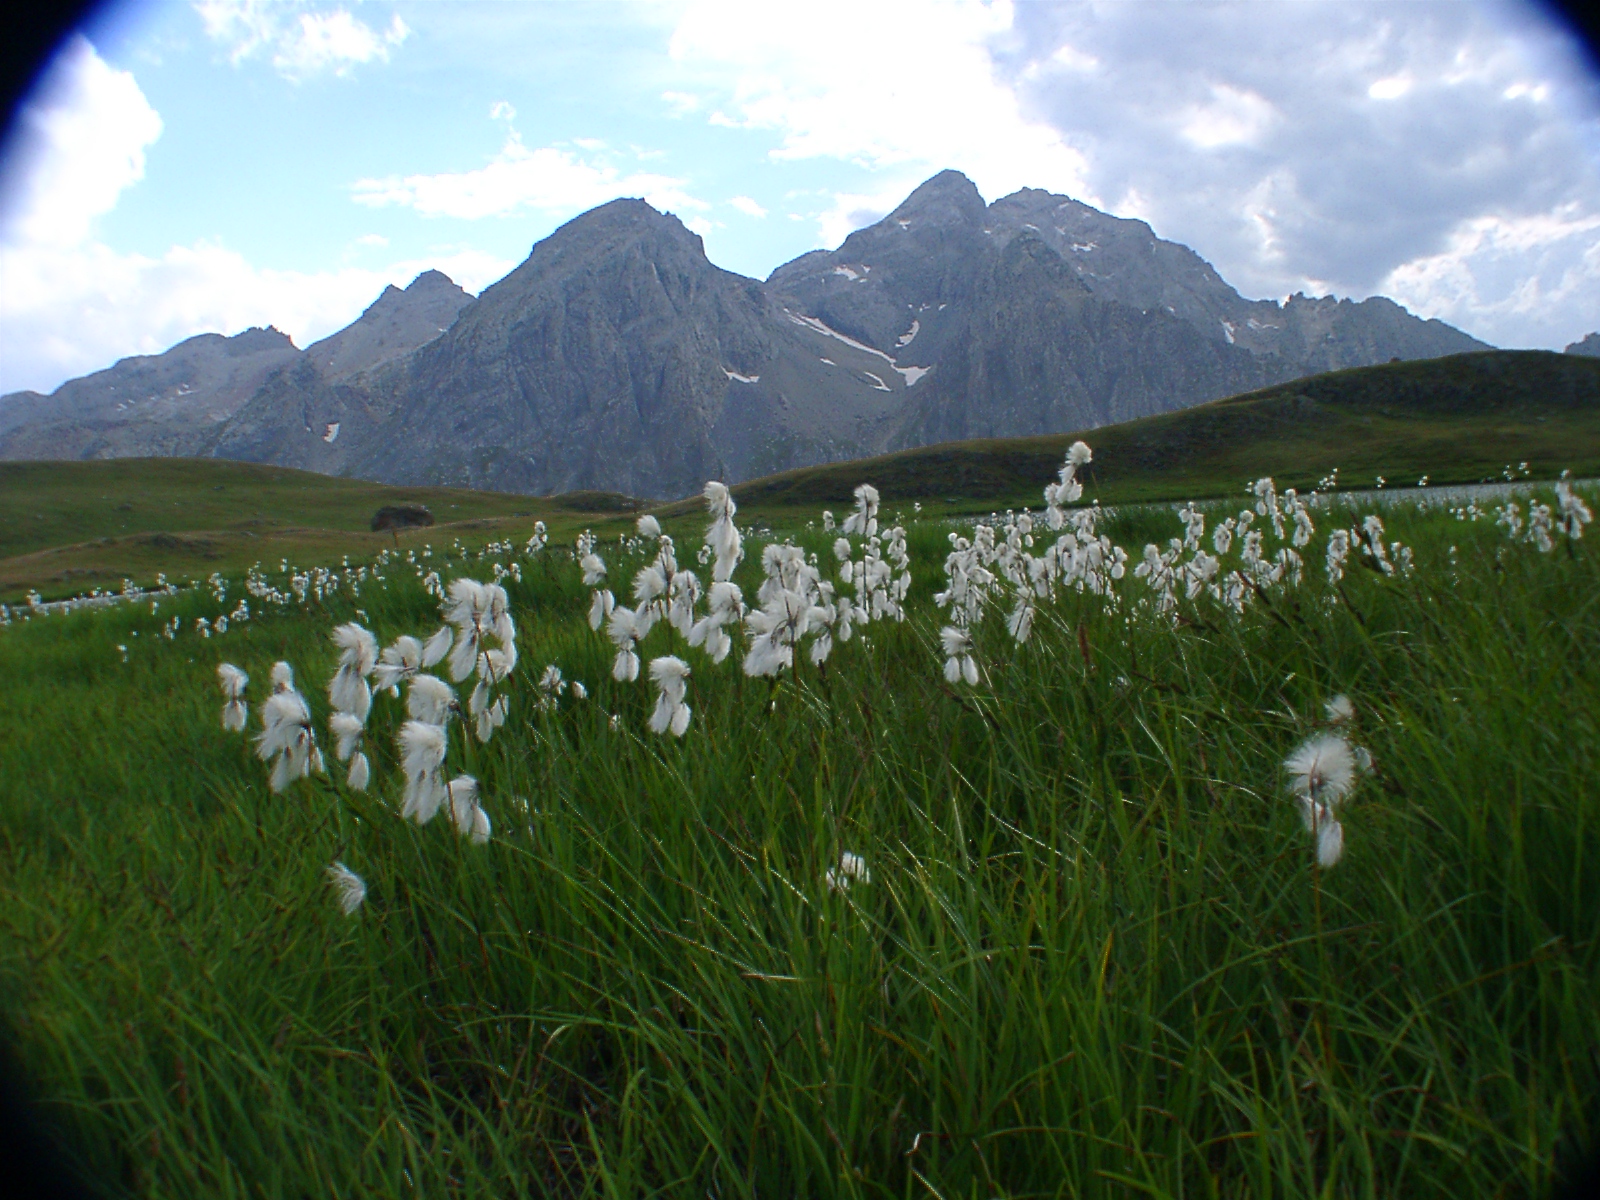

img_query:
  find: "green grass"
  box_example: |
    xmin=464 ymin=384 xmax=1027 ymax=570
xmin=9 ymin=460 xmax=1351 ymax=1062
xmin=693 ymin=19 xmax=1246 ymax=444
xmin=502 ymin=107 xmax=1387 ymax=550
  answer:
xmin=0 ymin=459 xmax=640 ymax=603
xmin=705 ymin=350 xmax=1600 ymax=520
xmin=1 ymin=476 xmax=1596 ymax=1197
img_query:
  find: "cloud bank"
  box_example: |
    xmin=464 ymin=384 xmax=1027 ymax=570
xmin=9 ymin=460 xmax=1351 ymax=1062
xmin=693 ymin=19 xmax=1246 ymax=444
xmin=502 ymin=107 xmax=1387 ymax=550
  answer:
xmin=0 ymin=36 xmax=509 ymax=395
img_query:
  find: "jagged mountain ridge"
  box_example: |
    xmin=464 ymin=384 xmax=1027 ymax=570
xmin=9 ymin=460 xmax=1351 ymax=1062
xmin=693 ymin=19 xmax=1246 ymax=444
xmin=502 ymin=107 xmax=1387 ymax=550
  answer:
xmin=0 ymin=270 xmax=472 ymax=463
xmin=1 ymin=170 xmax=1488 ymax=497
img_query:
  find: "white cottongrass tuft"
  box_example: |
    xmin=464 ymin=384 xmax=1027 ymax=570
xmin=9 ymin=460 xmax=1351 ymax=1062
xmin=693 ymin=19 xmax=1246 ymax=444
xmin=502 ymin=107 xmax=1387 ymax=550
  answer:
xmin=270 ymin=661 xmax=295 ymax=693
xmin=398 ymin=720 xmax=449 ymax=824
xmin=328 ymin=711 xmax=370 ymax=790
xmin=1284 ymin=734 xmax=1357 ymax=808
xmin=407 ymin=674 xmax=457 ymax=725
xmin=688 ymin=579 xmax=744 ymax=663
xmin=218 ymin=662 xmax=248 ymax=731
xmin=940 ymin=626 xmax=980 ymax=686
xmin=1044 ymin=441 xmax=1092 ymax=527
xmin=447 ymin=775 xmax=491 ymax=844
xmin=328 ymin=623 xmax=377 ymax=720
xmin=570 ymin=680 xmax=588 ymax=701
xmin=647 ymin=655 xmax=692 ymax=737
xmin=325 ymin=862 xmax=367 ymax=915
xmin=1285 ymin=733 xmax=1360 ymax=869
xmin=703 ymin=481 xmax=744 ymax=582
xmin=444 ymin=579 xmax=514 ymax=684
xmin=373 ymin=635 xmax=424 ymax=692
xmin=608 ymin=606 xmax=643 ymax=681
xmin=842 ymin=484 xmax=880 ymax=539
xmin=825 ymin=851 xmax=871 ymax=892
xmin=1555 ymin=472 xmax=1593 ymax=539
xmin=257 ymin=689 xmax=320 ymax=792
xmin=1324 ymin=695 xmax=1355 ymax=725
xmin=636 ymin=514 xmax=662 ymax=539
xmin=422 ymin=625 xmax=455 ymax=667
xmin=1316 ymin=816 xmax=1344 ymax=868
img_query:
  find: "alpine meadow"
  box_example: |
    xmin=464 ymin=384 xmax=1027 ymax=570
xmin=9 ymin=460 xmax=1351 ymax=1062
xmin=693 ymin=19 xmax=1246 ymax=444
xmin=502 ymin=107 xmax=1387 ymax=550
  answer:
xmin=7 ymin=2 xmax=1600 ymax=1195
xmin=1 ymin=445 xmax=1597 ymax=1197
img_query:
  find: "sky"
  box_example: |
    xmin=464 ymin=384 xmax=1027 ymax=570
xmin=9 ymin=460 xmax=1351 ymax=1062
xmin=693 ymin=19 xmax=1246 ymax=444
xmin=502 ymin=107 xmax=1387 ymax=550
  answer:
xmin=1 ymin=0 xmax=1598 ymax=396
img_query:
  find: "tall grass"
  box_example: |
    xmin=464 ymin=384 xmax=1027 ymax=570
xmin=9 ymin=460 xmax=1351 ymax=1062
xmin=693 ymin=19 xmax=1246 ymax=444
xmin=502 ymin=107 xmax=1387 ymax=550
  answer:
xmin=1 ymin=494 xmax=1596 ymax=1197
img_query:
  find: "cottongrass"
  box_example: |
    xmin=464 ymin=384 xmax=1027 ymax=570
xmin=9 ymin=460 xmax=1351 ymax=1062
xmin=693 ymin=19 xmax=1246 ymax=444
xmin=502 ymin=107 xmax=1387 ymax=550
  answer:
xmin=647 ymin=656 xmax=692 ymax=737
xmin=1284 ymin=731 xmax=1365 ymax=868
xmin=825 ymin=851 xmax=871 ymax=892
xmin=324 ymin=862 xmax=367 ymax=915
xmin=257 ymin=687 xmax=321 ymax=793
xmin=217 ymin=662 xmax=248 ymax=731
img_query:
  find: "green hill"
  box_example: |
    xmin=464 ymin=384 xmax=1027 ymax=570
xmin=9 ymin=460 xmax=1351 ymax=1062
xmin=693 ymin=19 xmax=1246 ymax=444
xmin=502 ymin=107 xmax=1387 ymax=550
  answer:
xmin=0 ymin=459 xmax=638 ymax=602
xmin=706 ymin=350 xmax=1600 ymax=518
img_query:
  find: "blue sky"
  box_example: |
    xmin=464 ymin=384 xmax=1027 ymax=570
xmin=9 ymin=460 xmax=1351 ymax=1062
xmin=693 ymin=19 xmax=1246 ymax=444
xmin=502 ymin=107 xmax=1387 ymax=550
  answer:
xmin=2 ymin=0 xmax=1598 ymax=395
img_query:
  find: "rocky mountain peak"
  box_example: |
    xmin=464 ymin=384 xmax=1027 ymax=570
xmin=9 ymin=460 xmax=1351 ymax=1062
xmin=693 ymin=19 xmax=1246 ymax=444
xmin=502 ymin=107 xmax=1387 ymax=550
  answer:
xmin=888 ymin=169 xmax=986 ymax=229
xmin=546 ymin=197 xmax=706 ymax=254
xmin=305 ymin=270 xmax=472 ymax=381
xmin=226 ymin=326 xmax=298 ymax=355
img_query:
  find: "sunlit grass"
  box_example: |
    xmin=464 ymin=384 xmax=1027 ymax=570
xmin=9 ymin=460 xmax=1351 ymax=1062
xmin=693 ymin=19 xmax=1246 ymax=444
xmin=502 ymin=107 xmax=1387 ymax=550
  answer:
xmin=1 ymin=486 xmax=1596 ymax=1198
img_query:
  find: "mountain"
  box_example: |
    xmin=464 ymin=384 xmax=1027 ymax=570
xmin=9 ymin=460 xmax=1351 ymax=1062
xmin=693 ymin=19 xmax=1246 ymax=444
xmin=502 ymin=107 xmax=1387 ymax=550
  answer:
xmin=0 ymin=270 xmax=472 ymax=462
xmin=303 ymin=269 xmax=472 ymax=381
xmin=1567 ymin=332 xmax=1600 ymax=357
xmin=766 ymin=171 xmax=1484 ymax=447
xmin=0 ymin=326 xmax=301 ymax=461
xmin=1 ymin=171 xmax=1491 ymax=498
xmin=209 ymin=200 xmax=908 ymax=494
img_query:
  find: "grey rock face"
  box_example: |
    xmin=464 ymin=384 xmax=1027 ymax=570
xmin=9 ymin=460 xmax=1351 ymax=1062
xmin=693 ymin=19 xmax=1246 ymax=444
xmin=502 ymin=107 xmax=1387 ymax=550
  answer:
xmin=305 ymin=269 xmax=472 ymax=381
xmin=0 ymin=270 xmax=471 ymax=464
xmin=1566 ymin=332 xmax=1600 ymax=357
xmin=1 ymin=172 xmax=1493 ymax=499
xmin=0 ymin=327 xmax=301 ymax=460
xmin=215 ymin=201 xmax=908 ymax=498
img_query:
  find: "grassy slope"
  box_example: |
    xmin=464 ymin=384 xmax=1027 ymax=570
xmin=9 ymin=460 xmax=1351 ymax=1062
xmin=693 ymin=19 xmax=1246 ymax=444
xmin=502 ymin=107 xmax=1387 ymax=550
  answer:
xmin=0 ymin=459 xmax=640 ymax=602
xmin=704 ymin=350 xmax=1600 ymax=519
xmin=0 ymin=496 xmax=1596 ymax=1197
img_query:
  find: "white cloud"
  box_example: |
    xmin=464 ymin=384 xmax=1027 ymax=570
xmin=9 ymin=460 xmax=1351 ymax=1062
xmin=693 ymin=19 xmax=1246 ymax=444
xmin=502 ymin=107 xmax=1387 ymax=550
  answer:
xmin=1048 ymin=43 xmax=1098 ymax=73
xmin=1179 ymin=84 xmax=1278 ymax=149
xmin=195 ymin=1 xmax=407 ymax=80
xmin=1368 ymin=75 xmax=1412 ymax=101
xmin=728 ymin=194 xmax=767 ymax=218
xmin=0 ymin=237 xmax=511 ymax=395
xmin=1381 ymin=206 xmax=1600 ymax=347
xmin=0 ymin=35 xmax=163 ymax=249
xmin=668 ymin=0 xmax=1094 ymax=245
xmin=0 ymin=29 xmax=504 ymax=395
xmin=813 ymin=185 xmax=924 ymax=249
xmin=1002 ymin=0 xmax=1600 ymax=347
xmin=351 ymin=125 xmax=705 ymax=221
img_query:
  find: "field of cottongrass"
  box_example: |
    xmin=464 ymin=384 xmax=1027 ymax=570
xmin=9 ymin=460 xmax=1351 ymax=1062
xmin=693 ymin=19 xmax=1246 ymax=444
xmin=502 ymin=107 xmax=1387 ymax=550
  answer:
xmin=1 ymin=449 xmax=1598 ymax=1199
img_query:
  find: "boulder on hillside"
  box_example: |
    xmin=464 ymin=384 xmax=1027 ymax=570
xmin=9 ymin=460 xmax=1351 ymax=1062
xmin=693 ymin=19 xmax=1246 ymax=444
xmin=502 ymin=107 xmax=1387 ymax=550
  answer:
xmin=371 ymin=504 xmax=434 ymax=532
